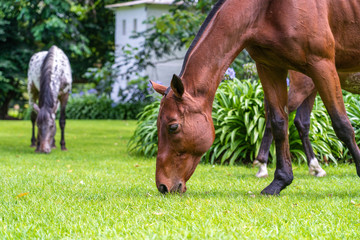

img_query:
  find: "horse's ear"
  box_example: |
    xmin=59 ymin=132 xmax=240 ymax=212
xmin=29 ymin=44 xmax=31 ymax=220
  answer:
xmin=171 ymin=74 xmax=184 ymax=98
xmin=150 ymin=81 xmax=167 ymax=96
xmin=33 ymin=103 xmax=40 ymax=113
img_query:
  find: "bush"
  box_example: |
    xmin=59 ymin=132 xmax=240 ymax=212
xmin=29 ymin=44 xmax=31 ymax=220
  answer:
xmin=129 ymin=78 xmax=355 ymax=165
xmin=127 ymin=100 xmax=159 ymax=156
xmin=63 ymin=94 xmax=146 ymax=120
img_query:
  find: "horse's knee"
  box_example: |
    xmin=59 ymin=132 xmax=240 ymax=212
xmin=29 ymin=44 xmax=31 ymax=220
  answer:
xmin=270 ymin=115 xmax=287 ymax=141
xmin=294 ymin=118 xmax=310 ymax=138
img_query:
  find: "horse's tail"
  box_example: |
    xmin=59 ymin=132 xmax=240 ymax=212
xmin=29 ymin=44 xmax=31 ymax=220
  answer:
xmin=39 ymin=46 xmax=58 ymax=109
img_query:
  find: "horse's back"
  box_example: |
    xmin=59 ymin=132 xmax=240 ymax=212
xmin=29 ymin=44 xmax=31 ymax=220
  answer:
xmin=28 ymin=51 xmax=48 ymax=91
xmin=27 ymin=46 xmax=72 ymax=95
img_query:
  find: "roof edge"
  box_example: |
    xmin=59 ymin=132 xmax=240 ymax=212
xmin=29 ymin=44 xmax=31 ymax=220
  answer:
xmin=106 ymin=0 xmax=174 ymax=9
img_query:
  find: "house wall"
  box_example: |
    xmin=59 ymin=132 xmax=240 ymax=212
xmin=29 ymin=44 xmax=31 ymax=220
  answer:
xmin=111 ymin=3 xmax=186 ymax=102
xmin=146 ymin=4 xmax=186 ymax=86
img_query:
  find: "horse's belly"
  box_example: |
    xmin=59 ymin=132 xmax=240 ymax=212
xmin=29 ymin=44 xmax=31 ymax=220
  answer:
xmin=339 ymin=72 xmax=360 ymax=94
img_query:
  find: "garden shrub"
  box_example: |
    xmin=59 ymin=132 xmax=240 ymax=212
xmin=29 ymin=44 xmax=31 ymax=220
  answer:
xmin=63 ymin=94 xmax=146 ymax=120
xmin=128 ymin=100 xmax=159 ymax=156
xmin=129 ymin=78 xmax=359 ymax=165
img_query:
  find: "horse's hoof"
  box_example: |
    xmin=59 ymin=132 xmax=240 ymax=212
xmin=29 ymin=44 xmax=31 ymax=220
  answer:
xmin=261 ymin=178 xmax=292 ymax=195
xmin=309 ymin=159 xmax=326 ymax=177
xmin=52 ymin=145 xmax=56 ymax=149
xmin=314 ymin=169 xmax=326 ymax=177
xmin=256 ymin=171 xmax=269 ymax=178
xmin=30 ymin=144 xmax=36 ymax=148
xmin=260 ymin=187 xmax=280 ymax=196
xmin=61 ymin=147 xmax=68 ymax=151
xmin=254 ymin=160 xmax=268 ymax=178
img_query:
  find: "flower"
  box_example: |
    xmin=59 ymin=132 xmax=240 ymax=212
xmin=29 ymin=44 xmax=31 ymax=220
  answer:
xmin=224 ymin=68 xmax=236 ymax=80
xmin=87 ymin=88 xmax=98 ymax=94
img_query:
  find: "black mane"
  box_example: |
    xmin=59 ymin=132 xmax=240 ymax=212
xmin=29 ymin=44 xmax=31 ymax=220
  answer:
xmin=39 ymin=46 xmax=56 ymax=109
xmin=179 ymin=0 xmax=227 ymax=77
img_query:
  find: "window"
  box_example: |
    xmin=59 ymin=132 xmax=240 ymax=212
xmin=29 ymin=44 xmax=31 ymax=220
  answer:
xmin=122 ymin=20 xmax=126 ymax=35
xmin=133 ymin=19 xmax=137 ymax=32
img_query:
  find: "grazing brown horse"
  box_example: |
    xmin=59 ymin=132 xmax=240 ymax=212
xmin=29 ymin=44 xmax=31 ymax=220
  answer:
xmin=151 ymin=0 xmax=360 ymax=195
xmin=254 ymin=71 xmax=360 ymax=178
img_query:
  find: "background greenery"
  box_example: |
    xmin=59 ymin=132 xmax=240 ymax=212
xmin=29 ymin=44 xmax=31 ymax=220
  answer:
xmin=129 ymin=77 xmax=360 ymax=166
xmin=1 ymin=120 xmax=360 ymax=238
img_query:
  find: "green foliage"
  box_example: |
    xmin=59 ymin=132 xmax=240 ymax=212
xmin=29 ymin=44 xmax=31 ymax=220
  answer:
xmin=0 ymin=0 xmax=119 ymax=118
xmin=63 ymin=95 xmax=146 ymax=120
xmin=130 ymin=78 xmax=352 ymax=165
xmin=128 ymin=101 xmax=160 ymax=157
xmin=343 ymin=91 xmax=360 ymax=158
xmin=203 ymin=79 xmax=266 ymax=165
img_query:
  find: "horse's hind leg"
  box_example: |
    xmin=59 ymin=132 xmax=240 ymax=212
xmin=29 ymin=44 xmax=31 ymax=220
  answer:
xmin=293 ymin=90 xmax=326 ymax=177
xmin=307 ymin=60 xmax=360 ymax=177
xmin=30 ymin=109 xmax=37 ymax=147
xmin=254 ymin=97 xmax=271 ymax=178
xmin=257 ymin=64 xmax=293 ymax=195
xmin=59 ymin=93 xmax=69 ymax=151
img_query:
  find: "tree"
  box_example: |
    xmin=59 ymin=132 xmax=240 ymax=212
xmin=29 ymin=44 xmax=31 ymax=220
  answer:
xmin=0 ymin=0 xmax=123 ymax=119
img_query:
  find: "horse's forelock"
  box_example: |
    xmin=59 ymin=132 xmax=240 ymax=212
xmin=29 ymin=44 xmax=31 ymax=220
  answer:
xmin=37 ymin=108 xmax=51 ymax=125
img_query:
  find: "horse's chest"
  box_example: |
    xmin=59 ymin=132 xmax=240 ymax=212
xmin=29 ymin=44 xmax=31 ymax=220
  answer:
xmin=246 ymin=45 xmax=305 ymax=70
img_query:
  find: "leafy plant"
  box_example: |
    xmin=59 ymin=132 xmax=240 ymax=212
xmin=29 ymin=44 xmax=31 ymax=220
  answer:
xmin=128 ymin=100 xmax=160 ymax=157
xmin=203 ymin=79 xmax=267 ymax=165
xmin=63 ymin=94 xmax=146 ymax=120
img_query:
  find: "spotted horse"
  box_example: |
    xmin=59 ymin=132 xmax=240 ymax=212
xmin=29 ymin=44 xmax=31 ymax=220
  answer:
xmin=27 ymin=45 xmax=72 ymax=153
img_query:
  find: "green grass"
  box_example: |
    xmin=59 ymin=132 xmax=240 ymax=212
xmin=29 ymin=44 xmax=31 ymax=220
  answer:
xmin=0 ymin=120 xmax=360 ymax=239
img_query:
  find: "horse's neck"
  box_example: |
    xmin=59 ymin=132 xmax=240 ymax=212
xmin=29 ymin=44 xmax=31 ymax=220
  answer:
xmin=180 ymin=0 xmax=263 ymax=102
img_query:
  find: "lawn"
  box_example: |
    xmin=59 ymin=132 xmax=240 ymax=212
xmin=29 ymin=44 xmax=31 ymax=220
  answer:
xmin=0 ymin=120 xmax=359 ymax=239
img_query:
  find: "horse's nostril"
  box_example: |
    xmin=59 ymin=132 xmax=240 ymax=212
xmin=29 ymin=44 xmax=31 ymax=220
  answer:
xmin=177 ymin=182 xmax=183 ymax=192
xmin=158 ymin=184 xmax=168 ymax=194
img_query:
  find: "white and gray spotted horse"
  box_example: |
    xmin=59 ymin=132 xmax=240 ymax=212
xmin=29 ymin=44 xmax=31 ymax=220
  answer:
xmin=27 ymin=45 xmax=72 ymax=153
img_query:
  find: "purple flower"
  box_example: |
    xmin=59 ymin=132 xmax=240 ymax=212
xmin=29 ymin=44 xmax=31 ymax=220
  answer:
xmin=225 ymin=68 xmax=236 ymax=80
xmin=79 ymin=91 xmax=84 ymax=96
xmin=111 ymin=102 xmax=118 ymax=108
xmin=87 ymin=88 xmax=97 ymax=94
xmin=286 ymin=77 xmax=290 ymax=86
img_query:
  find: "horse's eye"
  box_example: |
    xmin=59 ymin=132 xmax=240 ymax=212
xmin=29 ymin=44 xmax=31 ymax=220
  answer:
xmin=168 ymin=123 xmax=179 ymax=133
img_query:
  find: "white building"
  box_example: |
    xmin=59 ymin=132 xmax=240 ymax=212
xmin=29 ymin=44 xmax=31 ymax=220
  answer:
xmin=106 ymin=0 xmax=186 ymax=102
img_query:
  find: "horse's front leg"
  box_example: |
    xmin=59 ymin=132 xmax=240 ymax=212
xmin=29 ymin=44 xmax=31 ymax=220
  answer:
xmin=59 ymin=93 xmax=69 ymax=151
xmin=254 ymin=97 xmax=272 ymax=178
xmin=257 ymin=64 xmax=293 ymax=195
xmin=307 ymin=59 xmax=360 ymax=177
xmin=30 ymin=109 xmax=37 ymax=147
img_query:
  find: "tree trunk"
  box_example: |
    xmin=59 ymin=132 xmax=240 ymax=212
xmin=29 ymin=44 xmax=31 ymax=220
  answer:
xmin=0 ymin=94 xmax=12 ymax=120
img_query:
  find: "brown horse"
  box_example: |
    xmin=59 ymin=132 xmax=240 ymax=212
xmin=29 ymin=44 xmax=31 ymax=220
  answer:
xmin=151 ymin=0 xmax=360 ymax=195
xmin=255 ymin=71 xmax=360 ymax=178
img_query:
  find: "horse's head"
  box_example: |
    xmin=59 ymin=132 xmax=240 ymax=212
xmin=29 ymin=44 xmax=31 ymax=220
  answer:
xmin=151 ymin=74 xmax=215 ymax=194
xmin=33 ymin=103 xmax=56 ymax=153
